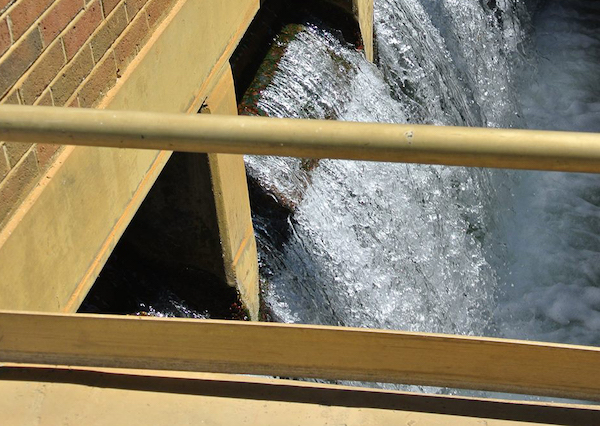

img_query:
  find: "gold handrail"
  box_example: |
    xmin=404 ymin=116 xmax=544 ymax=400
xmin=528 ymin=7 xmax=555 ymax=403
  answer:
xmin=1 ymin=105 xmax=600 ymax=172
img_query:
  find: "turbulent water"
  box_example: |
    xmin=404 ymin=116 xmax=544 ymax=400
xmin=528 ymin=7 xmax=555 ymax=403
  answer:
xmin=247 ymin=0 xmax=600 ymax=354
xmin=495 ymin=0 xmax=600 ymax=345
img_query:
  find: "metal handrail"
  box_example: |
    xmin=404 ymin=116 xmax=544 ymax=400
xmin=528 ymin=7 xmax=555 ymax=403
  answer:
xmin=1 ymin=104 xmax=600 ymax=173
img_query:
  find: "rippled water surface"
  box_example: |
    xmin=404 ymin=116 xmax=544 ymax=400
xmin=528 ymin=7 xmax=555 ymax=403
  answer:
xmin=246 ymin=0 xmax=600 ymax=351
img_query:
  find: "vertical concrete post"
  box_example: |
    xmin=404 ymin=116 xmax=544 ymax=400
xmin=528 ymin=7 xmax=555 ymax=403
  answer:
xmin=204 ymin=66 xmax=260 ymax=320
xmin=324 ymin=0 xmax=374 ymax=62
xmin=353 ymin=0 xmax=374 ymax=62
xmin=119 ymin=66 xmax=259 ymax=320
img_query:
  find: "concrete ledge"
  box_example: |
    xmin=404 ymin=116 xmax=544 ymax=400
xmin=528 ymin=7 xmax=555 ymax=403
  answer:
xmin=0 ymin=365 xmax=597 ymax=426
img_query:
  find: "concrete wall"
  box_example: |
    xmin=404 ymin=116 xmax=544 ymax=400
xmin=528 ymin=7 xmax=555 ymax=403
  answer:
xmin=205 ymin=66 xmax=259 ymax=319
xmin=0 ymin=0 xmax=260 ymax=314
xmin=354 ymin=0 xmax=373 ymax=62
xmin=0 ymin=0 xmax=178 ymax=228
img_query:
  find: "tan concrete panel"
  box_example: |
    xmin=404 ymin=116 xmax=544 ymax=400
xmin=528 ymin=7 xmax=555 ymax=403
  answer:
xmin=204 ymin=65 xmax=239 ymax=116
xmin=105 ymin=0 xmax=260 ymax=113
xmin=0 ymin=147 xmax=167 ymax=311
xmin=354 ymin=0 xmax=374 ymax=62
xmin=206 ymin=65 xmax=259 ymax=319
xmin=0 ymin=0 xmax=260 ymax=311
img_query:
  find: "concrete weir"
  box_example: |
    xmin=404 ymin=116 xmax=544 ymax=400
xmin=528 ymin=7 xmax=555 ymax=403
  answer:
xmin=0 ymin=0 xmax=373 ymax=319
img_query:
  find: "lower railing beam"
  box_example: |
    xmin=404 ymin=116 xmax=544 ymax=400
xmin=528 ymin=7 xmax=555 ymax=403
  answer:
xmin=1 ymin=310 xmax=599 ymax=402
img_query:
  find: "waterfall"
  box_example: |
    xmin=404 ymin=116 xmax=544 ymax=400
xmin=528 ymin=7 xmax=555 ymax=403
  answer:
xmin=246 ymin=0 xmax=600 ymax=351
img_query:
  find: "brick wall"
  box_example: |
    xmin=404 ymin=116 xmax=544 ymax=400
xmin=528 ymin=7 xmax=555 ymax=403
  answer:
xmin=0 ymin=0 xmax=177 ymax=226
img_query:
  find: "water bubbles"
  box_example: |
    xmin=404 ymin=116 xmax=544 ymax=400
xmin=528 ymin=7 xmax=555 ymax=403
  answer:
xmin=247 ymin=0 xmax=600 ymax=352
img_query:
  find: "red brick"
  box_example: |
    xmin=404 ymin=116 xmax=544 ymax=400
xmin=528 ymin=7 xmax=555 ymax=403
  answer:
xmin=0 ymin=0 xmax=16 ymax=14
xmin=89 ymin=3 xmax=126 ymax=63
xmin=113 ymin=11 xmax=148 ymax=70
xmin=34 ymin=87 xmax=53 ymax=105
xmin=62 ymin=0 xmax=102 ymax=60
xmin=4 ymin=141 xmax=31 ymax=166
xmin=51 ymin=45 xmax=94 ymax=106
xmin=0 ymin=144 xmax=9 ymax=181
xmin=146 ymin=0 xmax=176 ymax=28
xmin=0 ymin=148 xmax=39 ymax=225
xmin=77 ymin=51 xmax=116 ymax=107
xmin=8 ymin=0 xmax=54 ymax=41
xmin=0 ymin=17 xmax=10 ymax=57
xmin=102 ymin=0 xmax=121 ymax=16
xmin=0 ymin=27 xmax=43 ymax=98
xmin=19 ymin=41 xmax=66 ymax=104
xmin=125 ymin=0 xmax=147 ymax=19
xmin=35 ymin=143 xmax=62 ymax=169
xmin=39 ymin=0 xmax=84 ymax=46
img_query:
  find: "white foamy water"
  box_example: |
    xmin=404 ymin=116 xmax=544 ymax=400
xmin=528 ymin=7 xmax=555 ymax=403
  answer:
xmin=493 ymin=0 xmax=600 ymax=346
xmin=248 ymin=0 xmax=600 ymax=354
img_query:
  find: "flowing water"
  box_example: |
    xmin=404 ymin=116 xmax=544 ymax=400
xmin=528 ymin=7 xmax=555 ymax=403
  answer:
xmin=246 ymin=0 xmax=600 ymax=363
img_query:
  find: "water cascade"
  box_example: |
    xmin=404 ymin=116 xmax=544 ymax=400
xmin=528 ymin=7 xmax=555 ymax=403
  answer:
xmin=245 ymin=0 xmax=600 ymax=352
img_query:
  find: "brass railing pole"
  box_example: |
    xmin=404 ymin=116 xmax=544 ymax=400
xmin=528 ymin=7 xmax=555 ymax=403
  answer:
xmin=1 ymin=104 xmax=600 ymax=173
